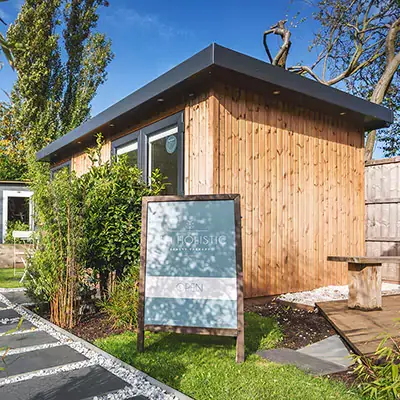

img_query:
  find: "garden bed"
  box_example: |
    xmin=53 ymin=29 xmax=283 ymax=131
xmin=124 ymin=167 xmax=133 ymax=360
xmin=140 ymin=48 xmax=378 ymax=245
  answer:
xmin=27 ymin=298 xmax=363 ymax=399
xmin=245 ymin=300 xmax=335 ymax=350
xmin=68 ymin=299 xmax=336 ymax=350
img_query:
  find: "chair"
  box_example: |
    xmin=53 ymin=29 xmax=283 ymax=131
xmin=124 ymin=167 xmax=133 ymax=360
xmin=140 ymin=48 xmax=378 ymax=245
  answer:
xmin=12 ymin=230 xmax=34 ymax=283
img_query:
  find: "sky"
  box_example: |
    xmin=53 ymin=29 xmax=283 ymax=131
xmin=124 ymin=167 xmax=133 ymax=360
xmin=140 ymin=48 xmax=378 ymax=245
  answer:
xmin=0 ymin=0 xmax=387 ymax=157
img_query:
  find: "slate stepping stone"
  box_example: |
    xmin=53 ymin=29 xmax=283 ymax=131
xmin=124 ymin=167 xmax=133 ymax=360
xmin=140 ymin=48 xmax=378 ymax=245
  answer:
xmin=297 ymin=335 xmax=354 ymax=368
xmin=0 ymin=345 xmax=87 ymax=378
xmin=0 ymin=365 xmax=127 ymax=400
xmin=0 ymin=308 xmax=21 ymax=320
xmin=125 ymin=397 xmax=151 ymax=400
xmin=0 ymin=320 xmax=34 ymax=334
xmin=0 ymin=330 xmax=57 ymax=350
xmin=0 ymin=301 xmax=7 ymax=308
xmin=257 ymin=348 xmax=349 ymax=376
xmin=1 ymin=291 xmax=33 ymax=305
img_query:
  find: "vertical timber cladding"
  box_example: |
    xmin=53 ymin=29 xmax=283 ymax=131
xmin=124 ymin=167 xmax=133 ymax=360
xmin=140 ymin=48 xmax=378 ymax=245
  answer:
xmin=187 ymin=84 xmax=365 ymax=298
xmin=137 ymin=194 xmax=245 ymax=362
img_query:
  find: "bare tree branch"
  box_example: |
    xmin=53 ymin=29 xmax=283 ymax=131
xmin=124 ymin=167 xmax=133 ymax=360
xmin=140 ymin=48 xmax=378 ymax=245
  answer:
xmin=263 ymin=20 xmax=292 ymax=68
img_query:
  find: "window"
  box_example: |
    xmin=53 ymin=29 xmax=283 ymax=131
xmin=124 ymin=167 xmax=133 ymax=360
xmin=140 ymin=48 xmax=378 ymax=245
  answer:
xmin=116 ymin=140 xmax=138 ymax=166
xmin=50 ymin=160 xmax=71 ymax=179
xmin=2 ymin=190 xmax=34 ymax=242
xmin=111 ymin=112 xmax=184 ymax=195
xmin=148 ymin=126 xmax=179 ymax=195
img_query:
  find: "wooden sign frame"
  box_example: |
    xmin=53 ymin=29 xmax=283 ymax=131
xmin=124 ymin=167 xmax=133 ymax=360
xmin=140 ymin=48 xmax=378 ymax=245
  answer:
xmin=137 ymin=194 xmax=245 ymax=363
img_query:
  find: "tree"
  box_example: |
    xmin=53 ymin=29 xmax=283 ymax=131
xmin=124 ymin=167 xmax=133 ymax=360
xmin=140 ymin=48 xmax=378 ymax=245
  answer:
xmin=0 ymin=0 xmax=13 ymax=69
xmin=0 ymin=0 xmax=113 ymax=180
xmin=0 ymin=101 xmax=27 ymax=180
xmin=266 ymin=0 xmax=400 ymax=160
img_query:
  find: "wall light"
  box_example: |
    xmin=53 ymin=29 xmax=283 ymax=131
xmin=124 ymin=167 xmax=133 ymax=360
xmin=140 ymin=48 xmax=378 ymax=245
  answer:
xmin=272 ymin=90 xmax=281 ymax=95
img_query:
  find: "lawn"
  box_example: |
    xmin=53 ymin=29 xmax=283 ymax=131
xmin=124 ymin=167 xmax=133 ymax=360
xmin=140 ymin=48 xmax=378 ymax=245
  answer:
xmin=0 ymin=268 xmax=24 ymax=288
xmin=95 ymin=313 xmax=362 ymax=400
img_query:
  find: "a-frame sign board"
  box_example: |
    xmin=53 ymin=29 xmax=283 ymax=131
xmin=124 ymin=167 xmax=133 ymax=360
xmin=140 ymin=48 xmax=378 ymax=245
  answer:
xmin=137 ymin=194 xmax=244 ymax=363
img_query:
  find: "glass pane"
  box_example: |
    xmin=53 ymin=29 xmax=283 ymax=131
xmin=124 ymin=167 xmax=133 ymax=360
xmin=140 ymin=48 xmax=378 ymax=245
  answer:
xmin=8 ymin=197 xmax=29 ymax=225
xmin=125 ymin=149 xmax=138 ymax=166
xmin=117 ymin=141 xmax=138 ymax=167
xmin=149 ymin=129 xmax=179 ymax=195
xmin=51 ymin=165 xmax=69 ymax=178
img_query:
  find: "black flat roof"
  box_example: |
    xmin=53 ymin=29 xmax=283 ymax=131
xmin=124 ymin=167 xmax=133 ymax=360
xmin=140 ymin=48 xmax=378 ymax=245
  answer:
xmin=37 ymin=43 xmax=393 ymax=162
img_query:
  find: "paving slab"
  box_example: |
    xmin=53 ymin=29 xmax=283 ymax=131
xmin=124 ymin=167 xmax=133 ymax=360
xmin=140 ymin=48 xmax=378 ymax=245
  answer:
xmin=0 ymin=330 xmax=57 ymax=350
xmin=125 ymin=396 xmax=151 ymax=400
xmin=257 ymin=348 xmax=349 ymax=376
xmin=1 ymin=291 xmax=33 ymax=305
xmin=0 ymin=308 xmax=21 ymax=320
xmin=0 ymin=365 xmax=127 ymax=400
xmin=0 ymin=345 xmax=87 ymax=378
xmin=0 ymin=319 xmax=34 ymax=334
xmin=0 ymin=301 xmax=7 ymax=308
xmin=297 ymin=335 xmax=354 ymax=367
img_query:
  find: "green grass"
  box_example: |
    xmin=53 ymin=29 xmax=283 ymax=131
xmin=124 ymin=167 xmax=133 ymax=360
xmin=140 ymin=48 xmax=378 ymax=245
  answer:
xmin=0 ymin=268 xmax=24 ymax=288
xmin=95 ymin=313 xmax=362 ymax=400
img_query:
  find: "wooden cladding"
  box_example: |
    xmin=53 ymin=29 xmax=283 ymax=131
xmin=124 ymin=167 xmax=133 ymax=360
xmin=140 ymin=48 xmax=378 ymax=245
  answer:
xmin=65 ymin=85 xmax=365 ymax=298
xmin=186 ymin=85 xmax=365 ymax=297
xmin=71 ymin=141 xmax=111 ymax=177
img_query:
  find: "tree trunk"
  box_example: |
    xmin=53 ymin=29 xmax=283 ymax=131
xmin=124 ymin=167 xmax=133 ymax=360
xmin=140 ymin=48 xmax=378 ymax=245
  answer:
xmin=365 ymin=52 xmax=400 ymax=161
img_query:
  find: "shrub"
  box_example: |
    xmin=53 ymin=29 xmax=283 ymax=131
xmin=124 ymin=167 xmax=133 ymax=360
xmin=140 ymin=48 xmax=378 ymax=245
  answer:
xmin=80 ymin=135 xmax=166 ymax=297
xmin=354 ymin=336 xmax=400 ymax=400
xmin=26 ymin=135 xmax=166 ymax=328
xmin=27 ymin=167 xmax=85 ymax=329
xmin=100 ymin=263 xmax=140 ymax=330
xmin=4 ymin=220 xmax=29 ymax=244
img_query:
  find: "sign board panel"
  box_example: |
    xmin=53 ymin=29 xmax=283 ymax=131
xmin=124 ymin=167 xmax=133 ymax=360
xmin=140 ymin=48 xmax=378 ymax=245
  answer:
xmin=137 ymin=194 xmax=244 ymax=362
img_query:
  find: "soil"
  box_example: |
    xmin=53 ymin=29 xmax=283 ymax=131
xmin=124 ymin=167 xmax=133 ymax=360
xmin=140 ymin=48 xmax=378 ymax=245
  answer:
xmin=245 ymin=299 xmax=336 ymax=350
xmin=71 ymin=312 xmax=130 ymax=342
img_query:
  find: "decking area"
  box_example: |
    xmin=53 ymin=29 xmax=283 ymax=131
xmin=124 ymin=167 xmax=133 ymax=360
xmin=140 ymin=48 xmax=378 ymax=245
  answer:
xmin=317 ymin=295 xmax=400 ymax=356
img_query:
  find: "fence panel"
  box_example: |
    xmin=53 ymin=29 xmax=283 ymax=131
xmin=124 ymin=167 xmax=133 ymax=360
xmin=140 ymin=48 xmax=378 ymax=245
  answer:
xmin=365 ymin=157 xmax=400 ymax=283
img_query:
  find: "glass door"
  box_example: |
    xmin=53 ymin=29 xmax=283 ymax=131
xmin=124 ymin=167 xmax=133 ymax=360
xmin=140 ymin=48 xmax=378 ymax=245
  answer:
xmin=148 ymin=126 xmax=179 ymax=195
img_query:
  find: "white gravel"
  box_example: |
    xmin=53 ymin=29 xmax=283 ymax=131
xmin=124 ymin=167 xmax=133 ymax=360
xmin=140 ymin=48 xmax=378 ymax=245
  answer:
xmin=278 ymin=282 xmax=400 ymax=307
xmin=0 ymin=291 xmax=180 ymax=400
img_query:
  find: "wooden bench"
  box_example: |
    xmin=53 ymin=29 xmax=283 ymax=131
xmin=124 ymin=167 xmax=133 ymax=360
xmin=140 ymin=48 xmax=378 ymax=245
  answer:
xmin=328 ymin=256 xmax=400 ymax=311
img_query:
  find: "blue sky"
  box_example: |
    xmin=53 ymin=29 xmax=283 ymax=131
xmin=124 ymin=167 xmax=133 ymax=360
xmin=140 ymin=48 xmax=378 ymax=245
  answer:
xmin=0 ymin=0 xmax=386 ymax=157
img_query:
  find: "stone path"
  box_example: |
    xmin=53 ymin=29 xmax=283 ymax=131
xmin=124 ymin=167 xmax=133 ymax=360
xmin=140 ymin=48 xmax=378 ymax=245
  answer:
xmin=257 ymin=335 xmax=353 ymax=376
xmin=0 ymin=289 xmax=190 ymax=400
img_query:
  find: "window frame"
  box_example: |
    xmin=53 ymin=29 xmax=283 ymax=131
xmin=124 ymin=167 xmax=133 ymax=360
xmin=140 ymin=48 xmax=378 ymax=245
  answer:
xmin=50 ymin=160 xmax=71 ymax=179
xmin=111 ymin=112 xmax=184 ymax=195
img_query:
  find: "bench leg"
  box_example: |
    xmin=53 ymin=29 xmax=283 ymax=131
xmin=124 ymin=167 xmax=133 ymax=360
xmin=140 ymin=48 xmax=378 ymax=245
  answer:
xmin=348 ymin=263 xmax=382 ymax=311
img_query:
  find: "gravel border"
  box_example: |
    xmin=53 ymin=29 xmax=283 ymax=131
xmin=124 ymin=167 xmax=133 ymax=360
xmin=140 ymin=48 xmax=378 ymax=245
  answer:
xmin=0 ymin=292 xmax=192 ymax=400
xmin=278 ymin=283 xmax=400 ymax=307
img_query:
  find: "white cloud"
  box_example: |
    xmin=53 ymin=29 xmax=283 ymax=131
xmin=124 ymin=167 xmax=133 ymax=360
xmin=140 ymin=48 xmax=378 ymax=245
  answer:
xmin=108 ymin=7 xmax=191 ymax=39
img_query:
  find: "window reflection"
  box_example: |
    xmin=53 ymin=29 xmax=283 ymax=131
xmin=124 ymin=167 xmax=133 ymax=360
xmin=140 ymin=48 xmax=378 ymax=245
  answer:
xmin=148 ymin=126 xmax=179 ymax=195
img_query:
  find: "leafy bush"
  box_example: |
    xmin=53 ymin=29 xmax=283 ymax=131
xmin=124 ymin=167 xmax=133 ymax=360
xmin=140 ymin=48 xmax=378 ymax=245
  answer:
xmin=4 ymin=220 xmax=29 ymax=244
xmin=100 ymin=263 xmax=140 ymax=330
xmin=354 ymin=336 xmax=400 ymax=400
xmin=27 ymin=135 xmax=166 ymax=328
xmin=80 ymin=135 xmax=166 ymax=296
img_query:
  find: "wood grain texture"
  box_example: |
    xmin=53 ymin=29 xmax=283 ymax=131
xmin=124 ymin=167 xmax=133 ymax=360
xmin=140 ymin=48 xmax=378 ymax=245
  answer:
xmin=365 ymin=160 xmax=400 ymax=283
xmin=348 ymin=262 xmax=382 ymax=310
xmin=317 ymin=295 xmax=400 ymax=356
xmin=214 ymin=83 xmax=365 ymax=297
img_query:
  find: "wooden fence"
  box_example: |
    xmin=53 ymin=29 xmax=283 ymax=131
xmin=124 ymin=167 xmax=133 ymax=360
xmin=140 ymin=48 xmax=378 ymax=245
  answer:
xmin=365 ymin=157 xmax=400 ymax=283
